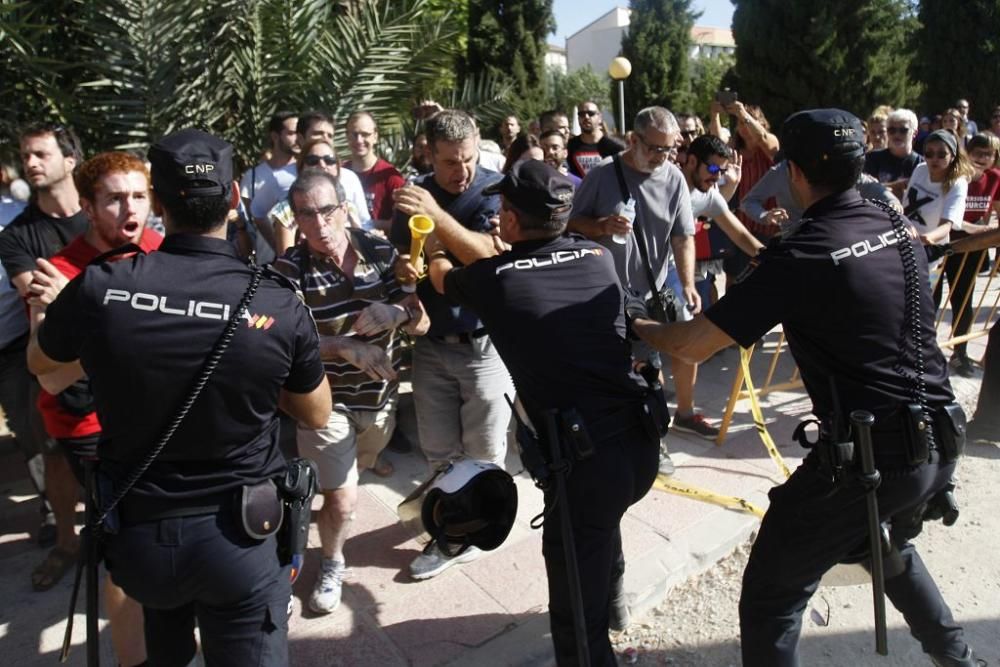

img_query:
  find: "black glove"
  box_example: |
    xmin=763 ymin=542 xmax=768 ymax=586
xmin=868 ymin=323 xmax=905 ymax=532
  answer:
xmin=923 ymin=242 xmax=952 ymax=264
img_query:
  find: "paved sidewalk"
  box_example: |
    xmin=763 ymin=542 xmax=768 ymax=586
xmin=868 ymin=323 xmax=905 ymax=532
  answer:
xmin=0 ymin=331 xmax=985 ymax=666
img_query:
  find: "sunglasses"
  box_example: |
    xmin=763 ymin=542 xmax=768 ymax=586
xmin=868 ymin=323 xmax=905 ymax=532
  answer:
xmin=578 ymin=110 xmax=599 ymax=117
xmin=887 ymin=126 xmax=910 ymax=135
xmin=294 ymin=202 xmax=346 ymax=219
xmin=304 ymin=154 xmax=338 ymax=166
xmin=704 ymin=162 xmax=723 ymax=175
xmin=680 ymin=130 xmax=699 ymax=138
xmin=924 ymin=150 xmax=951 ymax=160
xmin=636 ymin=134 xmax=673 ymax=155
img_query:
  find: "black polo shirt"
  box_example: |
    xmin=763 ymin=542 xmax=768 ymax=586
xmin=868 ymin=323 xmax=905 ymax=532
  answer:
xmin=390 ymin=167 xmax=501 ymax=337
xmin=706 ymin=189 xmax=953 ymax=422
xmin=38 ymin=233 xmax=325 ymax=501
xmin=443 ymin=234 xmax=647 ymax=425
xmin=0 ymin=201 xmax=88 ymax=281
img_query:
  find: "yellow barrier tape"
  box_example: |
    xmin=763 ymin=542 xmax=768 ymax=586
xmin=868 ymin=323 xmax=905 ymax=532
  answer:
xmin=653 ymin=474 xmax=765 ymax=518
xmin=650 ymin=344 xmax=794 ymax=518
xmin=740 ymin=346 xmax=793 ymax=479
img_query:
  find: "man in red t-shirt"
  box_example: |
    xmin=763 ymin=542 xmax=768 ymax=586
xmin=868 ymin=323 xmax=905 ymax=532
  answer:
xmin=27 ymin=151 xmax=161 ymax=667
xmin=343 ymin=111 xmax=405 ymax=232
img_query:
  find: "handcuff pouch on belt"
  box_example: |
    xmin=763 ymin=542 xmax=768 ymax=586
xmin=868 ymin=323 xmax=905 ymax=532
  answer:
xmin=901 ymin=402 xmax=966 ymax=465
xmin=238 ymin=479 xmax=283 ymax=540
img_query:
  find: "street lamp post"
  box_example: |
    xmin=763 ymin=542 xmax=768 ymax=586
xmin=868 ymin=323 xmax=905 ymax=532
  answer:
xmin=608 ymin=56 xmax=632 ymax=135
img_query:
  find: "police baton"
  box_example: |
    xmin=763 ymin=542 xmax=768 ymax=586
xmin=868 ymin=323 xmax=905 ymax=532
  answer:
xmin=542 ymin=409 xmax=591 ymax=667
xmin=61 ymin=459 xmax=101 ymax=665
xmin=850 ymin=410 xmax=888 ymax=656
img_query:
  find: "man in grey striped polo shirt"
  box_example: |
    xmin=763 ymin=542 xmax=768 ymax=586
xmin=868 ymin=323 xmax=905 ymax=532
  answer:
xmin=276 ymin=171 xmax=428 ymax=615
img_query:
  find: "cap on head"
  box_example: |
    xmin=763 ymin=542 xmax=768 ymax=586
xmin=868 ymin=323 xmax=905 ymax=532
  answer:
xmin=781 ymin=109 xmax=865 ymax=167
xmin=925 ymin=129 xmax=958 ymax=157
xmin=482 ymin=159 xmax=574 ymax=222
xmin=148 ymin=128 xmax=233 ymax=203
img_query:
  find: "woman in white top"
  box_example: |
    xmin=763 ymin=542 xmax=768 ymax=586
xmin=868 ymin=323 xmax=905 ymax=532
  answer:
xmin=905 ymin=129 xmax=973 ymax=245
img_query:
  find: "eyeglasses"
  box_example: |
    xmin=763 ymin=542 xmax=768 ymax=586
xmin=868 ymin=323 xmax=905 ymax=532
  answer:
xmin=636 ymin=133 xmax=673 ymax=155
xmin=680 ymin=130 xmax=699 ymax=138
xmin=578 ymin=110 xmax=599 ymax=117
xmin=887 ymin=126 xmax=910 ymax=135
xmin=924 ymin=150 xmax=951 ymax=160
xmin=293 ymin=201 xmax=346 ymax=220
xmin=303 ymin=154 xmax=338 ymax=167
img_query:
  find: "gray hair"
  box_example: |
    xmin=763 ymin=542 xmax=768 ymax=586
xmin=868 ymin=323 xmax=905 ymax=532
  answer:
xmin=887 ymin=108 xmax=918 ymax=132
xmin=287 ymin=170 xmax=342 ymax=211
xmin=426 ymin=109 xmax=477 ymax=149
xmin=634 ymin=106 xmax=679 ymax=136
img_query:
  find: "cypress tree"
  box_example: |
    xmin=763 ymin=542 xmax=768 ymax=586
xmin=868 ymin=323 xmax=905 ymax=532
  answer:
xmin=463 ymin=0 xmax=555 ymax=119
xmin=731 ymin=0 xmax=919 ymax=129
xmin=619 ymin=0 xmax=697 ymax=123
xmin=914 ymin=0 xmax=1000 ymax=125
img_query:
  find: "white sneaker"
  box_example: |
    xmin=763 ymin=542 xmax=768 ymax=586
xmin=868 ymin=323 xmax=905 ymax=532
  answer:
xmin=409 ymin=542 xmax=483 ymax=580
xmin=308 ymin=558 xmax=345 ymax=614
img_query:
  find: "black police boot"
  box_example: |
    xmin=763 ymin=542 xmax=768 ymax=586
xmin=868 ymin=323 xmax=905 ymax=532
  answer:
xmin=930 ymin=646 xmax=987 ymax=667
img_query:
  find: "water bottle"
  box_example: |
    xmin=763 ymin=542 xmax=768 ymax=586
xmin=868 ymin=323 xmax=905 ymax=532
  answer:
xmin=613 ymin=197 xmax=636 ymax=245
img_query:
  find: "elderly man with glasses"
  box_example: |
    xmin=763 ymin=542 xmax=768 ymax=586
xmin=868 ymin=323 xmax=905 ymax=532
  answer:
xmin=864 ymin=107 xmax=924 ymax=199
xmin=274 ymin=170 xmax=428 ymax=615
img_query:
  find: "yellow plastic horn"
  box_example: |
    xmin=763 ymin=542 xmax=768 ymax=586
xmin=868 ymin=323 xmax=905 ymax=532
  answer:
xmin=407 ymin=214 xmax=436 ymax=270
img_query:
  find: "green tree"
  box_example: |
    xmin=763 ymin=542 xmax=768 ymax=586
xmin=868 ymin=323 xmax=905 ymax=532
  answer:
xmin=462 ymin=0 xmax=555 ymax=120
xmin=686 ymin=53 xmax=734 ymax=120
xmin=619 ymin=0 xmax=698 ymax=124
xmin=547 ymin=65 xmax=611 ymax=117
xmin=914 ymin=0 xmax=1000 ymax=124
xmin=731 ymin=0 xmax=920 ymax=130
xmin=1 ymin=0 xmax=465 ymax=170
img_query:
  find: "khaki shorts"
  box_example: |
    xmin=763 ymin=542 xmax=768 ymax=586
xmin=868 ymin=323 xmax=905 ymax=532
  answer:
xmin=296 ymin=394 xmax=397 ymax=491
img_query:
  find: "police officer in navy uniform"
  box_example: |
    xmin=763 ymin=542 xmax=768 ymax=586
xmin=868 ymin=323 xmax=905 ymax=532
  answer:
xmin=27 ymin=129 xmax=332 ymax=666
xmin=633 ymin=109 xmax=983 ymax=666
xmin=426 ymin=159 xmax=662 ymax=666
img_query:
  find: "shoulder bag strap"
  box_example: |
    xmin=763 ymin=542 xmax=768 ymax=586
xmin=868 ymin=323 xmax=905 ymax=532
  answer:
xmin=613 ymin=154 xmax=667 ymax=315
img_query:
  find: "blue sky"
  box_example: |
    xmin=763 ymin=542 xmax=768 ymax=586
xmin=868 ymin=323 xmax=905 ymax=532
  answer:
xmin=550 ymin=0 xmax=734 ymax=41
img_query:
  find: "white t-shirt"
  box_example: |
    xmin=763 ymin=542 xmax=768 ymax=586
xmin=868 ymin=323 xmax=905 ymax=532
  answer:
xmin=338 ymin=168 xmax=373 ymax=227
xmin=689 ymin=185 xmax=728 ymax=219
xmin=905 ymin=163 xmax=968 ymax=232
xmin=249 ymin=163 xmax=298 ymax=220
xmin=239 ymin=162 xmax=273 ymax=201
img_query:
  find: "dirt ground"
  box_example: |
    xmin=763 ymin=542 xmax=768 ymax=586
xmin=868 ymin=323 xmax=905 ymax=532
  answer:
xmin=612 ymin=409 xmax=1000 ymax=665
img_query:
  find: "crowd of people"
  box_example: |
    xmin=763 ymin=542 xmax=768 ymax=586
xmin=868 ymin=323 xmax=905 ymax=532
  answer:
xmin=0 ymin=90 xmax=997 ymax=667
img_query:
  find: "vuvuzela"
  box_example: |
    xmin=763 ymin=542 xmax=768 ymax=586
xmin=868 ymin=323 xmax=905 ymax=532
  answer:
xmin=407 ymin=214 xmax=436 ymax=269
